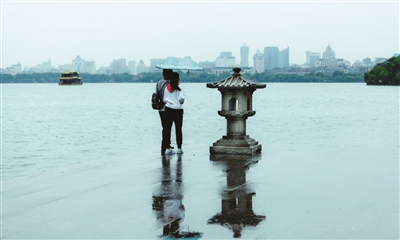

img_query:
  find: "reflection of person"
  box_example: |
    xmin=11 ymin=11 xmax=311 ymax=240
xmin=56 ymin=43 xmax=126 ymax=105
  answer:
xmin=152 ymin=155 xmax=185 ymax=237
xmin=162 ymin=72 xmax=185 ymax=155
xmin=152 ymin=155 xmax=202 ymax=238
xmin=156 ymin=69 xmax=173 ymax=155
xmin=163 ymin=199 xmax=185 ymax=235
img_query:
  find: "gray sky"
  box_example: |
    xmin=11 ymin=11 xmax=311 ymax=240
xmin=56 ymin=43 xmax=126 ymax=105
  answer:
xmin=1 ymin=1 xmax=399 ymax=69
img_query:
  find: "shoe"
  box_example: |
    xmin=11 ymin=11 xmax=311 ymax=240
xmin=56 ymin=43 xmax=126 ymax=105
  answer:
xmin=176 ymin=149 xmax=183 ymax=154
xmin=165 ymin=149 xmax=175 ymax=155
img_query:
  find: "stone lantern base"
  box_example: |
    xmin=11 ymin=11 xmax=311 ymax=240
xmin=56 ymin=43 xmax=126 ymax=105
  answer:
xmin=210 ymin=135 xmax=261 ymax=155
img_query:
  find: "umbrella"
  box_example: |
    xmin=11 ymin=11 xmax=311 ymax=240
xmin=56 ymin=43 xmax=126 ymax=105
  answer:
xmin=156 ymin=57 xmax=204 ymax=71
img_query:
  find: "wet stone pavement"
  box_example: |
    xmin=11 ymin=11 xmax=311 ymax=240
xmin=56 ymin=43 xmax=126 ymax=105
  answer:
xmin=1 ymin=140 xmax=399 ymax=239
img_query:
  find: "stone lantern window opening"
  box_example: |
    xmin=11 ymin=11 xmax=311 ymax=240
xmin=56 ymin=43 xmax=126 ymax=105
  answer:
xmin=229 ymin=97 xmax=238 ymax=111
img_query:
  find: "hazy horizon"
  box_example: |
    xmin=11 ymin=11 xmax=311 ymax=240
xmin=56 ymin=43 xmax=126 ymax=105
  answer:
xmin=2 ymin=1 xmax=399 ymax=68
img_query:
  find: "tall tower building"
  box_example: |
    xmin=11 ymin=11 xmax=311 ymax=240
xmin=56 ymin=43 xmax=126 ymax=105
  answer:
xmin=264 ymin=47 xmax=279 ymax=70
xmin=240 ymin=44 xmax=249 ymax=67
xmin=253 ymin=49 xmax=264 ymax=73
xmin=277 ymin=47 xmax=289 ymax=68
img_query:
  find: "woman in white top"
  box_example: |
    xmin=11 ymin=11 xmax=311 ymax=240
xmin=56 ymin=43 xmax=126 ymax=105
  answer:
xmin=162 ymin=72 xmax=185 ymax=155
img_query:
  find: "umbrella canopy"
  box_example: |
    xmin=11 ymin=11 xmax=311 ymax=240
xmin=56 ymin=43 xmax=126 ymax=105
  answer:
xmin=156 ymin=57 xmax=204 ymax=71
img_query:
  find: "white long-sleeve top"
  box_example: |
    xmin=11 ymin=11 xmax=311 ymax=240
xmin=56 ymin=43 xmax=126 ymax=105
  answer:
xmin=163 ymin=83 xmax=185 ymax=109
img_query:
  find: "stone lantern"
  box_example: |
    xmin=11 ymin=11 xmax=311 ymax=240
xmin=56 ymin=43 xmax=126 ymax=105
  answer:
xmin=206 ymin=67 xmax=266 ymax=155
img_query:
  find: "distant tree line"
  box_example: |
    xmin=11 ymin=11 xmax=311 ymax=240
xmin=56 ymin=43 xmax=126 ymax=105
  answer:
xmin=243 ymin=71 xmax=363 ymax=83
xmin=364 ymin=56 xmax=400 ymax=85
xmin=1 ymin=70 xmax=364 ymax=84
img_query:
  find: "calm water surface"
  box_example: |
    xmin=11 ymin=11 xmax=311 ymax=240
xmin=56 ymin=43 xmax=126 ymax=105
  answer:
xmin=1 ymin=82 xmax=399 ymax=239
xmin=1 ymin=83 xmax=398 ymax=179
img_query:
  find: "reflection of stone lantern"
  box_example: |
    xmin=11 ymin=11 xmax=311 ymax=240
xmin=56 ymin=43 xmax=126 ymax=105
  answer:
xmin=206 ymin=67 xmax=266 ymax=155
xmin=208 ymin=155 xmax=265 ymax=238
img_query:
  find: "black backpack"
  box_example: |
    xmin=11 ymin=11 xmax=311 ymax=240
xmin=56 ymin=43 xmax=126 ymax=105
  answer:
xmin=151 ymin=81 xmax=168 ymax=110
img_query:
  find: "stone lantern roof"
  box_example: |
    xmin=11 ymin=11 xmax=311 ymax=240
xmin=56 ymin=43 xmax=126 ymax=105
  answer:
xmin=206 ymin=67 xmax=266 ymax=90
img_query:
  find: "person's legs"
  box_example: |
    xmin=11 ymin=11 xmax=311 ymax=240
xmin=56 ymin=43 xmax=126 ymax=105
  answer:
xmin=162 ymin=108 xmax=173 ymax=154
xmin=173 ymin=109 xmax=184 ymax=149
xmin=159 ymin=111 xmax=167 ymax=154
xmin=159 ymin=111 xmax=173 ymax=153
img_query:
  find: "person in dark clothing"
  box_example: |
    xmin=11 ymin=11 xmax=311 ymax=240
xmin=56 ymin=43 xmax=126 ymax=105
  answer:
xmin=156 ymin=69 xmax=173 ymax=155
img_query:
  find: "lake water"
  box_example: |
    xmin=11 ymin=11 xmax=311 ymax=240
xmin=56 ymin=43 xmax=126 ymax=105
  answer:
xmin=2 ymin=83 xmax=398 ymax=180
xmin=1 ymin=82 xmax=399 ymax=238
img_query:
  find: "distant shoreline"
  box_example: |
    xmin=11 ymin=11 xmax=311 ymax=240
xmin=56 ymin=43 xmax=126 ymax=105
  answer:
xmin=1 ymin=72 xmax=365 ymax=84
xmin=0 ymin=81 xmax=367 ymax=84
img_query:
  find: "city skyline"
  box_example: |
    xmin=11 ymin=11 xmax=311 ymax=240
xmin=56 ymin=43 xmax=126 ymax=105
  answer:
xmin=2 ymin=1 xmax=399 ymax=68
xmin=3 ymin=43 xmax=396 ymax=71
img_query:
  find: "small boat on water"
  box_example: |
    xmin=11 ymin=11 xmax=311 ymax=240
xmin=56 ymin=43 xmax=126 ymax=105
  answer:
xmin=59 ymin=71 xmax=82 ymax=85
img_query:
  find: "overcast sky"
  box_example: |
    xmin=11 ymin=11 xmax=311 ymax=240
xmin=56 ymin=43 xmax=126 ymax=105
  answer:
xmin=1 ymin=0 xmax=399 ymax=69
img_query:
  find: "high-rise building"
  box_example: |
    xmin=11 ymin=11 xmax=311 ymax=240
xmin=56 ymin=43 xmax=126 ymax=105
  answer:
xmin=322 ymin=45 xmax=336 ymax=59
xmin=71 ymin=55 xmax=96 ymax=73
xmin=136 ymin=60 xmax=147 ymax=74
xmin=264 ymin=47 xmax=279 ymax=70
xmin=319 ymin=45 xmax=337 ymax=67
xmin=127 ymin=61 xmax=137 ymax=74
xmin=306 ymin=51 xmax=320 ymax=64
xmin=264 ymin=47 xmax=289 ymax=70
xmin=84 ymin=61 xmax=96 ymax=74
xmin=110 ymin=58 xmax=127 ymax=74
xmin=150 ymin=59 xmax=163 ymax=72
xmin=277 ymin=47 xmax=289 ymax=68
xmin=253 ymin=49 xmax=264 ymax=73
xmin=72 ymin=55 xmax=85 ymax=72
xmin=240 ymin=44 xmax=249 ymax=67
xmin=215 ymin=52 xmax=235 ymax=67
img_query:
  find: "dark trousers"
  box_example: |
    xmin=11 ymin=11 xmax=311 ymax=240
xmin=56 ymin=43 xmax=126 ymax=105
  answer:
xmin=159 ymin=111 xmax=170 ymax=151
xmin=162 ymin=107 xmax=184 ymax=150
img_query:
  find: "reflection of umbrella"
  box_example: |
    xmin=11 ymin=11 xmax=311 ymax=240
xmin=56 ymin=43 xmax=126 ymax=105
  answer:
xmin=156 ymin=57 xmax=204 ymax=71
